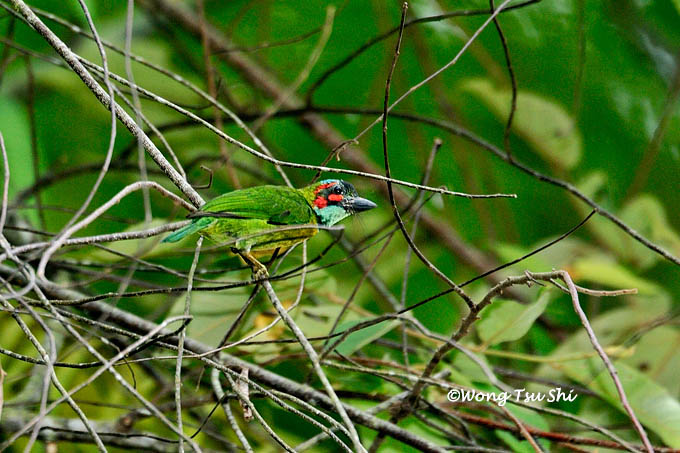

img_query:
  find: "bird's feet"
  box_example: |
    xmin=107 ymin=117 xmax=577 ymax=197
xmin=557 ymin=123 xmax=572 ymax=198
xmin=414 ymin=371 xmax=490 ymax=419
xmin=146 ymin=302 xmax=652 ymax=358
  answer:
xmin=251 ymin=261 xmax=269 ymax=281
xmin=234 ymin=249 xmax=269 ymax=281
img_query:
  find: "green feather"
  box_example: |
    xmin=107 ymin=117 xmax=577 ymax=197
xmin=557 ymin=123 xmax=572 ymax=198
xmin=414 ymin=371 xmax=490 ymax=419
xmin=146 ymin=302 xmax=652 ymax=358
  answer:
xmin=162 ymin=217 xmax=213 ymax=243
xmin=161 ymin=181 xmax=374 ymax=252
xmin=162 ymin=186 xmax=318 ymax=250
xmin=200 ymin=185 xmax=315 ymax=224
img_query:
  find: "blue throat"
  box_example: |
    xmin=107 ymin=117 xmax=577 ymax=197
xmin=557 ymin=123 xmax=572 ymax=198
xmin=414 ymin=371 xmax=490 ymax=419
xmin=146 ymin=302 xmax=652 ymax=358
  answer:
xmin=314 ymin=205 xmax=349 ymax=226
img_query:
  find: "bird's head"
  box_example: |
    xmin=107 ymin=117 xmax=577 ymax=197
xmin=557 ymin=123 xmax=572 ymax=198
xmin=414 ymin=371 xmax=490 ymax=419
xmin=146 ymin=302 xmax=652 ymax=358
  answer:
xmin=305 ymin=179 xmax=377 ymax=226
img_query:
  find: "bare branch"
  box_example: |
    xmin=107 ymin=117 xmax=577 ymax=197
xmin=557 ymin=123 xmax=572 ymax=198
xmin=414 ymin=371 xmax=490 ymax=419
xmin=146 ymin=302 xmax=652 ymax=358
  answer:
xmin=7 ymin=0 xmax=204 ymax=208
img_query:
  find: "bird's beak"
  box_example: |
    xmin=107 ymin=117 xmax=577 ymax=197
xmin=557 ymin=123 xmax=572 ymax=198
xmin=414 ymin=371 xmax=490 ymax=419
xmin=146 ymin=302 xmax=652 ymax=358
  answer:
xmin=348 ymin=197 xmax=377 ymax=213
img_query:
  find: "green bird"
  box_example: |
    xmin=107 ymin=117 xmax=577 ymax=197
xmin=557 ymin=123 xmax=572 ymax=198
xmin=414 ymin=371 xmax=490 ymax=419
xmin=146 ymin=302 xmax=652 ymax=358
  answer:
xmin=162 ymin=179 xmax=376 ymax=278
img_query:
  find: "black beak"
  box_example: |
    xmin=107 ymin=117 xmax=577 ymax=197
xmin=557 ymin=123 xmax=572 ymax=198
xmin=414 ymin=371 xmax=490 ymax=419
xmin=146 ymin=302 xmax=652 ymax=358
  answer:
xmin=348 ymin=197 xmax=377 ymax=213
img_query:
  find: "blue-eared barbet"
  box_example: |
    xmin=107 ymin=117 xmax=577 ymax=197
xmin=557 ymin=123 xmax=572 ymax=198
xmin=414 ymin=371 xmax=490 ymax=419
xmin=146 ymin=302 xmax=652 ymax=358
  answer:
xmin=163 ymin=179 xmax=376 ymax=278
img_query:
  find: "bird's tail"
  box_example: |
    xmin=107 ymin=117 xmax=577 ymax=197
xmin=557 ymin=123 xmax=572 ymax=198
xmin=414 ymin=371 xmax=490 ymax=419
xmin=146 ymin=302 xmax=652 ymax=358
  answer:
xmin=162 ymin=218 xmax=212 ymax=243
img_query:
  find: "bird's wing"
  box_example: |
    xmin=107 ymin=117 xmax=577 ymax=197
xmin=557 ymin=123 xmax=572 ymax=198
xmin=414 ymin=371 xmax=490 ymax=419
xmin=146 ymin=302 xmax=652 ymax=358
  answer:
xmin=188 ymin=186 xmax=315 ymax=225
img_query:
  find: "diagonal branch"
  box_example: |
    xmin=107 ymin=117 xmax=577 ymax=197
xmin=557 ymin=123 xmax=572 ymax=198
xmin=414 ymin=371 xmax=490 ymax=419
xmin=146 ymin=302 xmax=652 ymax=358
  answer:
xmin=8 ymin=0 xmax=204 ymax=209
xmin=260 ymin=280 xmax=367 ymax=452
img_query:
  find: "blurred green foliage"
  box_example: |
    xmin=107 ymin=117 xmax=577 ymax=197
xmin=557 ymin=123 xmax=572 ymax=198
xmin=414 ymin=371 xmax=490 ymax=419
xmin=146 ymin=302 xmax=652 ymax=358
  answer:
xmin=1 ymin=0 xmax=680 ymax=451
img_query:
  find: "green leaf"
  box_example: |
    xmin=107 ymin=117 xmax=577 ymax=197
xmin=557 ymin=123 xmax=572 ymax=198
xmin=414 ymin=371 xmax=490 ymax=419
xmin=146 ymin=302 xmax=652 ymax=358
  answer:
xmin=619 ymin=194 xmax=680 ymax=268
xmin=477 ymin=290 xmax=551 ymax=346
xmin=535 ymin=294 xmax=670 ymax=388
xmin=450 ymin=351 xmax=493 ymax=386
xmin=168 ymin=267 xmax=339 ymax=349
xmin=536 ymin=295 xmax=680 ymax=446
xmin=571 ymin=255 xmax=660 ymax=295
xmin=333 ymin=319 xmax=399 ymax=356
xmin=496 ymin=431 xmax=551 ymax=453
xmin=574 ymin=172 xmax=631 ymax=258
xmin=461 ymin=78 xmax=582 ymax=169
xmin=495 ymin=405 xmax=550 ymax=452
xmin=577 ymin=171 xmax=608 ymax=199
xmin=294 ymin=304 xmax=354 ymax=339
xmin=574 ymin=174 xmax=680 ymax=268
xmin=0 ymin=99 xmax=36 ymax=225
xmin=495 ymin=431 xmax=536 ymax=453
xmin=168 ymin=287 xmax=253 ymax=348
xmin=411 ymin=0 xmax=465 ymax=44
xmin=571 ymin=359 xmax=680 ymax=447
xmin=494 ymin=243 xmax=551 ymax=272
xmin=620 ymin=326 xmax=680 ymax=396
xmin=495 ymin=238 xmax=587 ymax=275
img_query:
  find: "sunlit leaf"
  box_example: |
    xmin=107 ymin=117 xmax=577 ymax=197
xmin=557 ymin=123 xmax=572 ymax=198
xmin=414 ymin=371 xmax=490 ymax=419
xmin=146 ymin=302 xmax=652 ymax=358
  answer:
xmin=461 ymin=78 xmax=582 ymax=169
xmin=167 ymin=287 xmax=252 ymax=348
xmin=477 ymin=290 xmax=552 ymax=346
xmin=333 ymin=319 xmax=399 ymax=356
xmin=574 ymin=174 xmax=680 ymax=269
xmin=571 ymin=255 xmax=660 ymax=295
xmin=494 ymin=243 xmax=551 ymax=272
xmin=574 ymin=172 xmax=631 ymax=258
xmin=450 ymin=350 xmax=494 ymax=386
xmin=619 ymin=194 xmax=680 ymax=267
xmin=536 ymin=295 xmax=679 ymax=445
xmin=621 ymin=326 xmax=680 ymax=396
xmin=536 ymin=294 xmax=670 ymax=381
xmin=571 ymin=359 xmax=680 ymax=447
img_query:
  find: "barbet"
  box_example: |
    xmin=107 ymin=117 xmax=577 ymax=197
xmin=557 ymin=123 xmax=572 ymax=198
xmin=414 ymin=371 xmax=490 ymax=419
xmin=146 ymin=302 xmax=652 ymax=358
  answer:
xmin=162 ymin=179 xmax=376 ymax=278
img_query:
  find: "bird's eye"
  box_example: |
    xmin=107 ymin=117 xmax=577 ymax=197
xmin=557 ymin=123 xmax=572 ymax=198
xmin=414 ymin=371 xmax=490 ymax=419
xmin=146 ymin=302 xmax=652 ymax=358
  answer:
xmin=333 ymin=185 xmax=343 ymax=195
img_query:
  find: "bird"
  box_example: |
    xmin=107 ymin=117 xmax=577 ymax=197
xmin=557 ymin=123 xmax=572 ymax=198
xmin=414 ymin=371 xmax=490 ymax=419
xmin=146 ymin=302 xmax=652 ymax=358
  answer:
xmin=162 ymin=179 xmax=376 ymax=278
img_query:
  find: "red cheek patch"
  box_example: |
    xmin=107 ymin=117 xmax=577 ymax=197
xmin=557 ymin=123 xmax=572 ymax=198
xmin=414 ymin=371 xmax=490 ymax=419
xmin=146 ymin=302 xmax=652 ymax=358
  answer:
xmin=314 ymin=183 xmax=334 ymax=195
xmin=328 ymin=194 xmax=343 ymax=202
xmin=314 ymin=196 xmax=328 ymax=208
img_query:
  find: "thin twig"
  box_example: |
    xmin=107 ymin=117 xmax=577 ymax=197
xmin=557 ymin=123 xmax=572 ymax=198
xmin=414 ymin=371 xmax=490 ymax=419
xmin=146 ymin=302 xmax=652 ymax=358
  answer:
xmin=0 ymin=1 xmax=512 ymax=201
xmin=400 ymin=138 xmax=442 ymax=365
xmin=134 ymin=0 xmax=680 ymax=269
xmin=175 ymin=237 xmax=202 ymax=452
xmin=0 ymin=132 xmax=9 ymax=235
xmin=0 ymin=290 xmax=106 ymax=451
xmin=124 ymin=0 xmax=152 ymax=221
xmin=381 ymin=2 xmax=475 ymax=316
xmin=209 ymin=368 xmax=252 ymax=453
xmin=556 ymin=271 xmax=653 ymax=453
xmin=24 ymin=55 xmax=45 ymax=230
xmin=304 ymin=0 xmax=541 ymax=102
xmin=251 ymin=5 xmax=335 ymax=133
xmin=489 ymin=0 xmax=517 ymax=160
xmin=350 ymin=0 xmax=515 ymax=145
xmin=34 ymin=181 xmax=194 ymax=280
xmin=195 ymin=0 xmax=240 ymax=189
xmin=7 ymin=0 xmax=204 ymax=208
xmin=498 ymin=405 xmax=542 ymax=452
xmin=261 ymin=280 xmax=366 ymax=452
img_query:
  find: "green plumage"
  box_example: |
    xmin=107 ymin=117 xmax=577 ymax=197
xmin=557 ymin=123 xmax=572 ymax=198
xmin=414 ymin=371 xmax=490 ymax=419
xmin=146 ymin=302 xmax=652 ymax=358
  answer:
xmin=162 ymin=180 xmax=376 ymax=258
xmin=163 ymin=185 xmax=318 ymax=252
xmin=162 ymin=217 xmax=213 ymax=243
